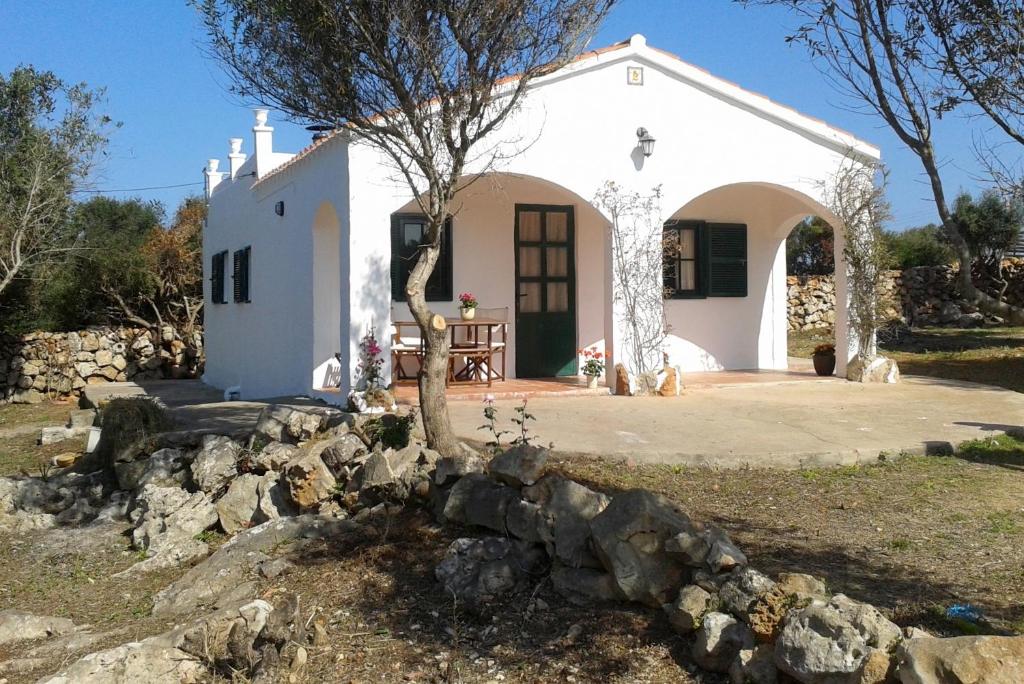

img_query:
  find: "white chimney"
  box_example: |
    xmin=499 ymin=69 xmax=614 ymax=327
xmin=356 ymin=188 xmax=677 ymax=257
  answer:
xmin=252 ymin=108 xmax=273 ymax=178
xmin=204 ymin=159 xmax=225 ymax=198
xmin=228 ymin=137 xmax=246 ymax=179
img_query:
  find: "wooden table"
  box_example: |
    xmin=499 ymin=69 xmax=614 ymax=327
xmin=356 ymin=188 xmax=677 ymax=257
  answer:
xmin=392 ymin=318 xmax=508 ymax=386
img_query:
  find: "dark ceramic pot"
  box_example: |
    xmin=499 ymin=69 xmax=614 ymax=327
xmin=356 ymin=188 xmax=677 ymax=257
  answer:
xmin=813 ymin=353 xmax=836 ymax=377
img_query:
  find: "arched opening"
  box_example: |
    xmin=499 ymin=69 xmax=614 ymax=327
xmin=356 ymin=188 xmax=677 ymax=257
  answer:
xmin=662 ymin=182 xmax=851 ymax=375
xmin=387 ymin=173 xmax=612 ymax=383
xmin=783 ymin=216 xmax=840 ymax=369
xmin=312 ymin=201 xmax=343 ymax=389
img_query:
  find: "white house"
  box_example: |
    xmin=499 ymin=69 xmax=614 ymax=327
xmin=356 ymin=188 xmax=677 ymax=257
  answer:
xmin=201 ymin=34 xmax=879 ymax=403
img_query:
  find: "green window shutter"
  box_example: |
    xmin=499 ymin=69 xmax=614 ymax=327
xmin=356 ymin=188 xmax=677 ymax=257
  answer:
xmin=232 ymin=247 xmax=251 ymax=303
xmin=707 ymin=223 xmax=747 ymax=297
xmin=390 ymin=216 xmax=404 ymax=301
xmin=211 ymin=251 xmax=226 ymax=304
xmin=241 ymin=246 xmax=251 ymax=302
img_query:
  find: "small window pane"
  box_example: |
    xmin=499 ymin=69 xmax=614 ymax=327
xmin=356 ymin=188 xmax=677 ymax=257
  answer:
xmin=547 ymin=247 xmax=568 ymax=277
xmin=519 ymin=282 xmax=542 ymax=313
xmin=547 ymin=282 xmax=569 ymax=312
xmin=678 ymin=229 xmax=696 ymax=259
xmin=403 ymin=223 xmax=424 ymax=251
xmin=519 ymin=211 xmax=541 ymax=241
xmin=546 ymin=212 xmax=568 ymax=242
xmin=519 ymin=247 xmax=542 ymax=277
xmin=678 ymin=262 xmax=696 ymax=290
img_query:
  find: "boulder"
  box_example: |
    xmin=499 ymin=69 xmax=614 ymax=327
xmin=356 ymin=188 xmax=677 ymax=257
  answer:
xmin=217 ymin=474 xmax=263 ymax=534
xmin=729 ymin=644 xmax=779 ymax=684
xmin=463 ymin=480 xmax=520 ymax=533
xmin=254 ymin=404 xmax=351 ymax=444
xmin=829 ymin=594 xmax=901 ymax=653
xmin=256 ymin=471 xmax=296 ymax=522
xmin=128 ymin=486 xmax=217 ymax=571
xmin=37 ymin=642 xmax=205 ymax=684
xmin=524 ymin=475 xmax=610 ymax=569
xmin=775 ymin=603 xmax=870 ymax=683
xmin=440 ymin=472 xmax=490 ymax=524
xmin=40 ymin=426 xmax=72 ymax=446
xmin=283 ymin=451 xmax=337 ymax=511
xmin=664 ymin=584 xmax=713 ymax=635
xmin=896 ymin=635 xmax=1024 ymax=684
xmin=190 ymin=435 xmax=240 ymax=493
xmin=135 ymin=448 xmax=192 ymax=488
xmin=693 ymin=611 xmax=755 ymax=673
xmin=0 ymin=610 xmax=75 ymax=646
xmin=505 ymin=498 xmax=545 ymax=543
xmin=550 ymin=565 xmax=623 ymax=605
xmin=152 ymin=515 xmax=357 ymax=616
xmin=434 ymin=537 xmax=547 ymax=607
xmin=434 ymin=451 xmax=485 ymax=486
xmin=253 ymin=441 xmax=299 ymax=472
xmin=719 ymin=567 xmax=777 ymax=623
xmin=846 ymin=356 xmax=900 ymax=384
xmin=588 ymin=489 xmax=693 ymax=606
xmin=317 ymin=433 xmax=369 ymax=475
xmin=777 ymin=573 xmax=829 ymax=602
xmin=487 ymin=444 xmax=549 ymax=487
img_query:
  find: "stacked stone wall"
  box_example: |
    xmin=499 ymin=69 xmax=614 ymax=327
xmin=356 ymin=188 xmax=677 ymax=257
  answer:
xmin=0 ymin=326 xmax=203 ymax=404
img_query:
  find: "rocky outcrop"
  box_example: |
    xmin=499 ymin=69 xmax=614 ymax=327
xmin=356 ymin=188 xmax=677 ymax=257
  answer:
xmin=896 ymin=634 xmax=1024 ymax=684
xmin=0 ymin=326 xmax=203 ymax=404
xmin=0 ymin=611 xmax=75 ymax=647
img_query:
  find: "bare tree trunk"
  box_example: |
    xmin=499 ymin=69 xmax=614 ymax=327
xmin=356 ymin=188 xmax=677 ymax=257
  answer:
xmin=404 ymin=218 xmax=460 ymax=457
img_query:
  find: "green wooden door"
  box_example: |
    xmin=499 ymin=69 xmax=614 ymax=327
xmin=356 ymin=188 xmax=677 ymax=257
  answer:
xmin=514 ymin=204 xmax=577 ymax=378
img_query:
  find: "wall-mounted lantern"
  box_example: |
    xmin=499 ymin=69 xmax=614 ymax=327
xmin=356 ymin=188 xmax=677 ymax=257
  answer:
xmin=636 ymin=127 xmax=656 ymax=158
xmin=274 ymin=201 xmax=285 ymax=217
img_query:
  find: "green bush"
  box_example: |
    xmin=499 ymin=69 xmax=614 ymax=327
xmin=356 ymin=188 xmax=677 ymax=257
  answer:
xmin=882 ymin=224 xmax=955 ymax=269
xmin=363 ymin=410 xmax=417 ymax=450
xmin=89 ymin=397 xmax=173 ymax=476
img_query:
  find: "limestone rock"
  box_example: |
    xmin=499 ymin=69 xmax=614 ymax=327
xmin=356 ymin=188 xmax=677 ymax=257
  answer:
xmin=614 ymin=363 xmax=631 ymax=396
xmin=846 ymin=356 xmax=900 ymax=384
xmin=550 ymin=565 xmax=623 ymax=605
xmin=190 ymin=434 xmax=240 ymax=493
xmin=693 ymin=611 xmax=755 ymax=673
xmin=253 ymin=441 xmax=298 ymax=472
xmin=588 ymin=489 xmax=693 ymax=606
xmin=896 ymin=635 xmax=1024 ymax=684
xmin=505 ymin=498 xmax=545 ymax=543
xmin=37 ymin=642 xmax=204 ymax=684
xmin=719 ymin=567 xmax=777 ymax=623
xmin=434 ymin=451 xmax=485 ymax=486
xmin=487 ymin=444 xmax=549 ymax=487
xmin=217 ymin=474 xmax=263 ymax=534
xmin=775 ymin=603 xmax=869 ymax=683
xmin=524 ymin=474 xmax=610 ymax=569
xmin=829 ymin=594 xmax=902 ymax=653
xmin=729 ymin=644 xmax=779 ymax=684
xmin=254 ymin=404 xmax=350 ymax=444
xmin=130 ymin=486 xmax=217 ymax=562
xmin=434 ymin=537 xmax=547 ymax=606
xmin=284 ymin=451 xmax=337 ymax=511
xmin=664 ymin=584 xmax=712 ymax=635
xmin=40 ymin=426 xmax=72 ymax=445
xmin=777 ymin=572 xmax=829 ymax=602
xmin=136 ymin=447 xmax=192 ymax=488
xmin=0 ymin=610 xmax=75 ymax=646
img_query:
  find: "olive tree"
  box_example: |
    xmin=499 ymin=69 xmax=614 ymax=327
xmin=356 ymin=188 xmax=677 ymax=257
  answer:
xmin=0 ymin=66 xmax=112 ymax=297
xmin=197 ymin=0 xmax=613 ymax=455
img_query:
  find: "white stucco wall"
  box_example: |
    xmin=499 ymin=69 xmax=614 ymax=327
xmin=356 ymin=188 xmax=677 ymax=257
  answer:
xmin=202 ymin=34 xmax=877 ymax=400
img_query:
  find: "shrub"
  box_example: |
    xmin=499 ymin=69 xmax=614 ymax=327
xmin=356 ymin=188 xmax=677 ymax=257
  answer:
xmin=882 ymin=224 xmax=955 ymax=269
xmin=89 ymin=397 xmax=173 ymax=476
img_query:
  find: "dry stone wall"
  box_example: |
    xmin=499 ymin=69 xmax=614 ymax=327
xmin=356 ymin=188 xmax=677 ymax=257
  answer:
xmin=788 ymin=258 xmax=1024 ymax=331
xmin=0 ymin=326 xmax=203 ymax=404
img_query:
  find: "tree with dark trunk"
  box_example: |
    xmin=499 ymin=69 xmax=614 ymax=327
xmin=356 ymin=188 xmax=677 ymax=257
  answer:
xmin=744 ymin=0 xmax=1024 ymax=324
xmin=197 ymin=0 xmax=613 ymax=455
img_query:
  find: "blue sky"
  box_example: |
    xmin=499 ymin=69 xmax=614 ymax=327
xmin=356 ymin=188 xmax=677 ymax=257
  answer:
xmin=0 ymin=0 xmax=998 ymax=229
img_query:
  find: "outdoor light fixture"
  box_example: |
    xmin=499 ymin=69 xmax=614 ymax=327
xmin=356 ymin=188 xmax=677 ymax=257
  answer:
xmin=636 ymin=127 xmax=656 ymax=157
xmin=274 ymin=201 xmax=285 ymax=216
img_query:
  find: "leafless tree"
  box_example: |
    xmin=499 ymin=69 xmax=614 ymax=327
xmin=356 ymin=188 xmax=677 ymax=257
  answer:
xmin=745 ymin=0 xmax=1024 ymax=324
xmin=593 ymin=181 xmax=666 ymax=377
xmin=197 ymin=0 xmax=614 ymax=455
xmin=0 ymin=67 xmax=112 ymax=297
xmin=820 ymin=155 xmax=892 ymax=365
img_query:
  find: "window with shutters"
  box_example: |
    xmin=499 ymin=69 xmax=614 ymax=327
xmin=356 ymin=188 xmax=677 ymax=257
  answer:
xmin=390 ymin=215 xmax=453 ymax=302
xmin=211 ymin=250 xmax=228 ymax=304
xmin=663 ymin=221 xmax=747 ymax=299
xmin=232 ymin=246 xmax=251 ymax=303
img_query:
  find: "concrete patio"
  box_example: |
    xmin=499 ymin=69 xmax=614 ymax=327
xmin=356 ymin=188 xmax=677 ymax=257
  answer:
xmin=82 ymin=375 xmax=1024 ymax=469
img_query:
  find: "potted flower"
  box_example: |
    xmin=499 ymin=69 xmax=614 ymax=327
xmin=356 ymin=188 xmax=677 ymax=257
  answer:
xmin=812 ymin=343 xmax=836 ymax=377
xmin=578 ymin=347 xmax=605 ymax=389
xmin=458 ymin=292 xmax=478 ymax=320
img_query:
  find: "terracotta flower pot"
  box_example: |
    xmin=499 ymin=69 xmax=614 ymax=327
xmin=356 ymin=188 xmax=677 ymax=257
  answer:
xmin=813 ymin=353 xmax=836 ymax=377
xmin=460 ymin=307 xmax=476 ymax=321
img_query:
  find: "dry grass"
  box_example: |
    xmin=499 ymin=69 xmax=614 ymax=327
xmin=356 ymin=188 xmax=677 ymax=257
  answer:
xmin=790 ymin=326 xmax=1024 ymax=392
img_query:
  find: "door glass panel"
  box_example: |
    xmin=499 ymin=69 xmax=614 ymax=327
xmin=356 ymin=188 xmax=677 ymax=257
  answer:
xmin=547 ymin=247 xmax=568 ymax=277
xmin=678 ymin=228 xmax=696 ymax=258
xmin=547 ymin=282 xmax=568 ymax=312
xmin=519 ymin=247 xmax=541 ymax=277
xmin=519 ymin=211 xmax=541 ymax=241
xmin=678 ymin=261 xmax=696 ymax=290
xmin=546 ymin=212 xmax=568 ymax=242
xmin=520 ymin=282 xmax=542 ymax=313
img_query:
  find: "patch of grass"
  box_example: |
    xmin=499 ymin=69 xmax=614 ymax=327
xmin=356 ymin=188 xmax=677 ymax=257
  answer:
xmin=986 ymin=511 xmax=1021 ymax=535
xmin=889 ymin=538 xmax=913 ymax=551
xmin=0 ymin=400 xmax=75 ymax=431
xmin=958 ymin=434 xmax=1024 ymax=467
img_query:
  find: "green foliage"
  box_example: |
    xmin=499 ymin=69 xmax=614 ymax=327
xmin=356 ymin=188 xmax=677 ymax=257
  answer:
xmin=363 ymin=409 xmax=417 ymax=450
xmin=786 ymin=216 xmax=834 ymax=275
xmin=952 ymin=190 xmax=1023 ymax=271
xmin=90 ymin=398 xmax=173 ymax=477
xmin=957 ymin=433 xmax=1024 ymax=468
xmin=882 ymin=224 xmax=956 ymax=269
